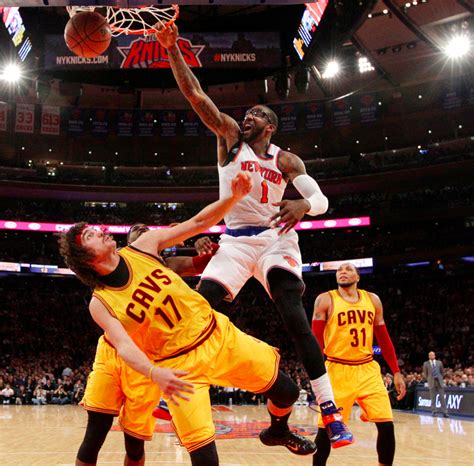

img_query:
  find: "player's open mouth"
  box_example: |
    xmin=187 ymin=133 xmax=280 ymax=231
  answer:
xmin=243 ymin=123 xmax=252 ymax=132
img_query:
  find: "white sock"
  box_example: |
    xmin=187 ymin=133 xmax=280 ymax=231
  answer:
xmin=310 ymin=373 xmax=334 ymax=405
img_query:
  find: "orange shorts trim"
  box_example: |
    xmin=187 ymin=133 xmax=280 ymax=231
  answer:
xmin=255 ymin=348 xmax=281 ymax=394
xmin=80 ymin=401 xmax=119 ymax=417
xmin=186 ymin=435 xmax=217 ymax=453
xmin=120 ymin=424 xmax=153 ymax=442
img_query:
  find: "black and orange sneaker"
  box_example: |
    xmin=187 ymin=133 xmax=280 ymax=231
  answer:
xmin=259 ymin=428 xmax=317 ymax=456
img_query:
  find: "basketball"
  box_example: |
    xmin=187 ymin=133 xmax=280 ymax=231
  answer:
xmin=64 ymin=11 xmax=111 ymax=58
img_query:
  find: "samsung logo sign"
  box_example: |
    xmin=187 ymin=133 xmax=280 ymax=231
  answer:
xmin=418 ymin=394 xmax=464 ymax=410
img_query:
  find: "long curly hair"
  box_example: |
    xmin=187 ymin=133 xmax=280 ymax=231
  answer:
xmin=58 ymin=222 xmax=103 ymax=289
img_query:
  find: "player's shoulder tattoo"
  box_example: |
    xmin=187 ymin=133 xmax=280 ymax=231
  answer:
xmin=278 ymin=150 xmax=306 ymax=176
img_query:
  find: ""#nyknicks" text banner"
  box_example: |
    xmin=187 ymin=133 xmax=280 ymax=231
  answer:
xmin=44 ymin=32 xmax=281 ymax=70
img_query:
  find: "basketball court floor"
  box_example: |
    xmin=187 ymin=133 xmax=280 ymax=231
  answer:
xmin=0 ymin=404 xmax=471 ymax=465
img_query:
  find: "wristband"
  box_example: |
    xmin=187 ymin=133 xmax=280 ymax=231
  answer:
xmin=148 ymin=365 xmax=155 ymax=379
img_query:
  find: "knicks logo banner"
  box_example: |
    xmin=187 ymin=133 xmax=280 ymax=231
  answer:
xmin=118 ymin=37 xmax=204 ymax=69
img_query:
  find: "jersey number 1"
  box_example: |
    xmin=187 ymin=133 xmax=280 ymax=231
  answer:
xmin=260 ymin=180 xmax=268 ymax=204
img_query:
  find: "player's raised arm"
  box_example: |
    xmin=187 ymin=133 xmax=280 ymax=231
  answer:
xmin=132 ymin=173 xmax=252 ymax=255
xmin=156 ymin=23 xmax=240 ymax=145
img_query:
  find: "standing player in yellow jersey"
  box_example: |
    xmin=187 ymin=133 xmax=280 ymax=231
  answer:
xmin=312 ymin=263 xmax=406 ymax=466
xmin=60 ymin=173 xmax=316 ymax=466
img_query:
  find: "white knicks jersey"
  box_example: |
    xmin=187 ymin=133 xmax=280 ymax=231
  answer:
xmin=219 ymin=141 xmax=287 ymax=229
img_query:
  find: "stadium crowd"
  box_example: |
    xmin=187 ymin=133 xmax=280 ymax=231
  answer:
xmin=0 ymin=137 xmax=472 ymax=186
xmin=0 ymin=268 xmax=472 ymax=410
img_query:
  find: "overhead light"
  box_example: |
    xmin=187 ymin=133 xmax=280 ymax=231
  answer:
xmin=368 ymin=13 xmax=372 ymax=18
xmin=322 ymin=61 xmax=340 ymax=79
xmin=0 ymin=63 xmax=22 ymax=83
xmin=358 ymin=56 xmax=375 ymax=73
xmin=444 ymin=34 xmax=470 ymax=59
xmin=418 ymin=94 xmax=422 ymax=99
xmin=382 ymin=9 xmax=388 ymax=14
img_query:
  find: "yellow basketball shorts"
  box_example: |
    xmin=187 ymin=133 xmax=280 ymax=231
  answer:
xmin=81 ymin=336 xmax=161 ymax=440
xmin=159 ymin=312 xmax=280 ymax=453
xmin=318 ymin=360 xmax=393 ymax=427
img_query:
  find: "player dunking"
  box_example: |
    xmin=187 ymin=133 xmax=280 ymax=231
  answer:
xmin=60 ymin=174 xmax=317 ymax=466
xmin=155 ymin=23 xmax=353 ymax=447
xmin=312 ymin=263 xmax=406 ymax=466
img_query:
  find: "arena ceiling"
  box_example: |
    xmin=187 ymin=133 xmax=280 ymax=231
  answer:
xmin=2 ymin=0 xmax=473 ymax=92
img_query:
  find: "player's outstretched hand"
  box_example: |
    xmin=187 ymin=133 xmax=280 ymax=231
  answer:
xmin=155 ymin=22 xmax=179 ymax=49
xmin=394 ymin=372 xmax=406 ymax=400
xmin=270 ymin=199 xmax=309 ymax=235
xmin=231 ymin=172 xmax=253 ymax=200
xmin=194 ymin=236 xmax=216 ymax=255
xmin=150 ymin=366 xmax=194 ymax=406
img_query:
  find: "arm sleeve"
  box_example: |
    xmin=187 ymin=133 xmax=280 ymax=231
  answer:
xmin=292 ymin=174 xmax=329 ymax=216
xmin=311 ymin=319 xmax=326 ymax=350
xmin=374 ymin=324 xmax=400 ymax=374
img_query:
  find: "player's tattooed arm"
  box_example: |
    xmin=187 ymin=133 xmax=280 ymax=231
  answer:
xmin=158 ymin=24 xmax=240 ymax=143
xmin=277 ymin=151 xmax=308 ymax=182
xmin=313 ymin=292 xmax=330 ymax=321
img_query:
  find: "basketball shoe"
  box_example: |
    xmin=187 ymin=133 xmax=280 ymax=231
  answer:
xmin=320 ymin=401 xmax=354 ymax=448
xmin=152 ymin=399 xmax=172 ymax=421
xmin=259 ymin=428 xmax=317 ymax=455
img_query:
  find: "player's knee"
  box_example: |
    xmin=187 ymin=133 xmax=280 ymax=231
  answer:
xmin=197 ymin=279 xmax=228 ymax=309
xmin=267 ymin=268 xmax=304 ymax=299
xmin=189 ymin=441 xmax=218 ymax=466
xmin=376 ymin=421 xmax=395 ymax=465
xmin=261 ymin=370 xmax=299 ymax=408
xmin=77 ymin=411 xmax=114 ymax=463
xmin=124 ymin=433 xmax=145 ymax=462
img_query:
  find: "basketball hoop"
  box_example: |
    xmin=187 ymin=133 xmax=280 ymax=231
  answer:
xmin=66 ymin=5 xmax=179 ymax=37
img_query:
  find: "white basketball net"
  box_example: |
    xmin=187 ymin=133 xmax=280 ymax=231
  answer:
xmin=66 ymin=5 xmax=179 ymax=36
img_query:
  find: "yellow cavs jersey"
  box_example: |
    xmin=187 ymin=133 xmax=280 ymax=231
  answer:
xmin=324 ymin=289 xmax=375 ymax=364
xmin=92 ymin=246 xmax=216 ymax=361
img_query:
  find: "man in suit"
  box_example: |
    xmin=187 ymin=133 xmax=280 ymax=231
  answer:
xmin=423 ymin=351 xmax=448 ymax=417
